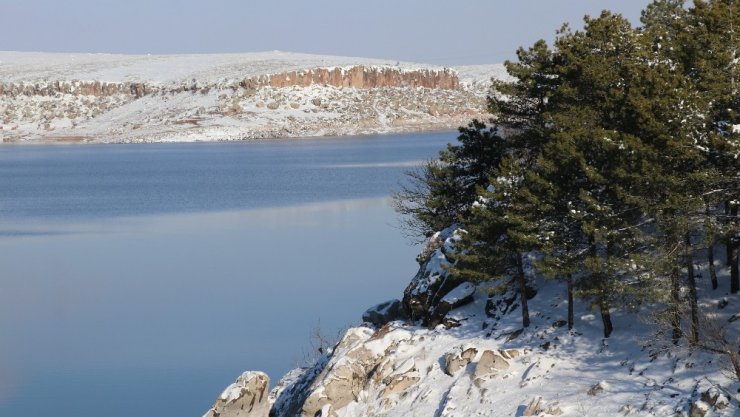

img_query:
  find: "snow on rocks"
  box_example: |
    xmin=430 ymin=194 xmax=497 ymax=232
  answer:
xmin=402 ymin=227 xmax=469 ymax=325
xmin=203 ymin=371 xmax=270 ymax=417
xmin=472 ymin=350 xmax=511 ymax=384
xmin=0 ymin=51 xmax=502 ymax=144
xmin=205 ymin=222 xmax=739 ymax=417
xmin=362 ymin=299 xmax=407 ymax=327
xmin=443 ymin=346 xmax=478 ymax=375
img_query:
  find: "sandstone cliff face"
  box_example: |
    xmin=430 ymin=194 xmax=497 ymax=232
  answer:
xmin=0 ymin=66 xmax=459 ymax=99
xmin=204 ymin=372 xmax=271 ymax=417
xmin=243 ymin=66 xmax=459 ymax=90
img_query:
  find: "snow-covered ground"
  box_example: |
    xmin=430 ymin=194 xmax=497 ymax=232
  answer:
xmin=0 ymin=51 xmax=504 ymax=143
xmin=206 ymin=228 xmax=739 ymax=417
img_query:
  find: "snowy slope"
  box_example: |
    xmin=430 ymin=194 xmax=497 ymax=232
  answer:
xmin=0 ymin=51 xmax=448 ymax=84
xmin=0 ymin=51 xmax=502 ymax=143
xmin=205 ymin=229 xmax=739 ymax=417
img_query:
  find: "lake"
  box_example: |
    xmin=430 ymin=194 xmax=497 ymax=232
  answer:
xmin=0 ymin=132 xmax=453 ymax=417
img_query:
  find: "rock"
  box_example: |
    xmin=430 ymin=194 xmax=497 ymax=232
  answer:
xmin=266 ymin=101 xmax=280 ymax=110
xmin=428 ymin=281 xmax=475 ymax=327
xmin=587 ymin=380 xmax=608 ymax=396
xmin=362 ymin=299 xmax=407 ymax=327
xmin=701 ymin=387 xmax=729 ymax=409
xmin=690 ymin=400 xmax=710 ymax=417
xmin=402 ymin=228 xmax=466 ymax=324
xmin=505 ymin=328 xmax=524 ymax=342
xmin=383 ymin=374 xmax=420 ymax=396
xmin=522 ymin=396 xmax=544 ymax=416
xmin=552 ymin=320 xmax=567 ymax=328
xmin=498 ymin=349 xmax=522 ymax=359
xmin=443 ymin=347 xmax=478 ymax=375
xmin=547 ymin=404 xmax=564 ymax=415
xmin=473 ymin=350 xmax=510 ymax=382
xmin=382 ymin=359 xmax=420 ymax=397
xmin=442 ymin=317 xmax=461 ymax=328
xmin=203 ymin=371 xmax=270 ymax=417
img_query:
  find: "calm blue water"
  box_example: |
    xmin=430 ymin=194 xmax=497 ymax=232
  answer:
xmin=0 ymin=132 xmax=453 ymax=417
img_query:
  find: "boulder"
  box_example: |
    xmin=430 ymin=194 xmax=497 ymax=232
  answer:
xmin=473 ymin=350 xmax=510 ymax=382
xmin=381 ymin=359 xmax=420 ymax=397
xmin=402 ymin=228 xmax=466 ymax=324
xmin=427 ymin=281 xmax=475 ymax=327
xmin=587 ymin=381 xmax=608 ymax=396
xmin=701 ymin=387 xmax=729 ymax=410
xmin=690 ymin=401 xmax=710 ymax=417
xmin=203 ymin=371 xmax=270 ymax=417
xmin=522 ymin=396 xmax=544 ymax=416
xmin=362 ymin=299 xmax=407 ymax=326
xmin=443 ymin=347 xmax=478 ymax=375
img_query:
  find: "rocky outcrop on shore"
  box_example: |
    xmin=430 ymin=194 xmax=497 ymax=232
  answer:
xmin=203 ymin=226 xmax=739 ymax=417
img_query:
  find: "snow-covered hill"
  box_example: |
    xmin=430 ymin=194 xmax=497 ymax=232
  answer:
xmin=0 ymin=51 xmax=507 ymax=143
xmin=204 ymin=228 xmax=739 ymax=417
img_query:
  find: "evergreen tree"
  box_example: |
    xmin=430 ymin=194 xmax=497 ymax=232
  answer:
xmin=392 ymin=121 xmax=505 ymax=239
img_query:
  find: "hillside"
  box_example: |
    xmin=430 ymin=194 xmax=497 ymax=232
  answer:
xmin=0 ymin=51 xmax=506 ymax=143
xmin=203 ymin=228 xmax=739 ymax=417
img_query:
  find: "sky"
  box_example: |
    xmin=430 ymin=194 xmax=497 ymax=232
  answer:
xmin=0 ymin=0 xmax=652 ymax=65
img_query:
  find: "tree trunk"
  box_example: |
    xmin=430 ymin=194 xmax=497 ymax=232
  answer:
xmin=708 ymin=244 xmax=718 ymax=289
xmin=567 ymin=273 xmax=574 ymax=331
xmin=685 ymin=233 xmax=699 ymax=345
xmin=589 ymin=234 xmax=613 ymax=338
xmin=599 ymin=293 xmax=613 ymax=338
xmin=516 ymin=252 xmax=530 ymax=328
xmin=706 ymin=202 xmax=718 ymax=289
xmin=670 ymin=266 xmax=682 ymax=343
xmin=731 ymin=203 xmax=738 ymax=294
xmin=729 ymin=349 xmax=740 ymax=381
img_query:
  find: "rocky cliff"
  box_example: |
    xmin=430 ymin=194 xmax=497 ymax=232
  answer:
xmin=246 ymin=66 xmax=459 ymax=90
xmin=203 ymin=228 xmax=740 ymax=417
xmin=0 ymin=52 xmax=498 ymax=143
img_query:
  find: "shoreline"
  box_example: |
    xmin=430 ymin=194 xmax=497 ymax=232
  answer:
xmin=1 ymin=118 xmax=480 ymax=146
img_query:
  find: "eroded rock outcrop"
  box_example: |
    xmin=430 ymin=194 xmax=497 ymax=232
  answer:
xmin=242 ymin=66 xmax=459 ymax=90
xmin=362 ymin=299 xmax=407 ymax=327
xmin=443 ymin=346 xmax=478 ymax=375
xmin=402 ymin=227 xmax=474 ymax=326
xmin=472 ymin=350 xmax=510 ymax=384
xmin=204 ymin=371 xmax=270 ymax=417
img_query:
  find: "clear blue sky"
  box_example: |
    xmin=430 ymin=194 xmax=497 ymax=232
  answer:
xmin=0 ymin=0 xmax=651 ymax=64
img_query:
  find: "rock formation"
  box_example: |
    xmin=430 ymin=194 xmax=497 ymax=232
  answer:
xmin=204 ymin=371 xmax=270 ymax=417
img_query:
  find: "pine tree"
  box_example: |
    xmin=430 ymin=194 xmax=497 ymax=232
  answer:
xmin=392 ymin=121 xmax=505 ymax=239
xmin=679 ymin=0 xmax=740 ymax=293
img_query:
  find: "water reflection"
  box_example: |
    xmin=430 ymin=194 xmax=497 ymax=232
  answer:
xmin=0 ymin=198 xmax=419 ymax=417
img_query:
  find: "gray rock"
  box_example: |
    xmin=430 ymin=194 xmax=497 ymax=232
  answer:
xmin=428 ymin=281 xmax=476 ymax=327
xmin=522 ymin=396 xmax=544 ymax=416
xmin=362 ymin=299 xmax=407 ymax=326
xmin=473 ymin=350 xmax=510 ymax=382
xmin=443 ymin=347 xmax=478 ymax=376
xmin=701 ymin=387 xmax=729 ymax=410
xmin=690 ymin=400 xmax=710 ymax=417
xmin=203 ymin=371 xmax=270 ymax=417
xmin=587 ymin=381 xmax=608 ymax=396
xmin=402 ymin=228 xmax=466 ymax=324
